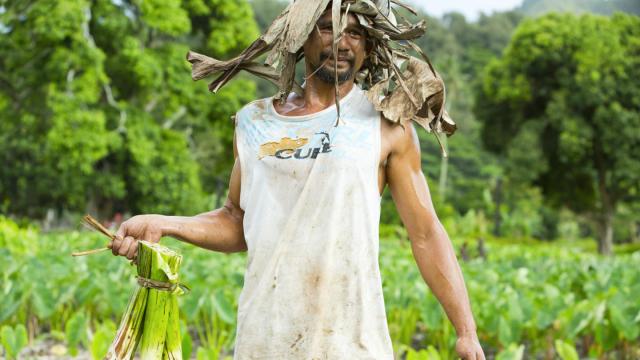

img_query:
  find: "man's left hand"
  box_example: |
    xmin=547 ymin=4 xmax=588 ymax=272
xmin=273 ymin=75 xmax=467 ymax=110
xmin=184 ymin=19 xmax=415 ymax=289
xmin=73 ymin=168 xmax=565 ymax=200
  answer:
xmin=455 ymin=333 xmax=485 ymax=360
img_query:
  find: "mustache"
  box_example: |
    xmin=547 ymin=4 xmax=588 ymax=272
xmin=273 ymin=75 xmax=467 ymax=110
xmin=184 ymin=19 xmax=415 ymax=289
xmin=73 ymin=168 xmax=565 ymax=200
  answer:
xmin=319 ymin=51 xmax=355 ymax=66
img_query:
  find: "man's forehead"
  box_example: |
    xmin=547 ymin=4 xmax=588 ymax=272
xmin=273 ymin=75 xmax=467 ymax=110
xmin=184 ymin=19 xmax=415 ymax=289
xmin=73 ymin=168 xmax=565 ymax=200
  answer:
xmin=316 ymin=7 xmax=361 ymax=27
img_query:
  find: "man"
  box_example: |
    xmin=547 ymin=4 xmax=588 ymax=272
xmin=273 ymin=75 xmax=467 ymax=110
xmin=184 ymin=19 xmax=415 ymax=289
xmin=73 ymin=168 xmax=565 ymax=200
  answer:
xmin=110 ymin=2 xmax=485 ymax=359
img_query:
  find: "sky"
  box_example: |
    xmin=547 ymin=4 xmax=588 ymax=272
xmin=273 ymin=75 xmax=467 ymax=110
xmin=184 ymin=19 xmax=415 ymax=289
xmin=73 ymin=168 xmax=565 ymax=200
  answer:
xmin=405 ymin=0 xmax=523 ymax=21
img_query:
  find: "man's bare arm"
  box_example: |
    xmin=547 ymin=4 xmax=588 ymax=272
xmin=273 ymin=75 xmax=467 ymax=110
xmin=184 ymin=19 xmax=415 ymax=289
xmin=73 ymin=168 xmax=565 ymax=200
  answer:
xmin=385 ymin=121 xmax=484 ymax=359
xmin=159 ymin=156 xmax=246 ymax=253
xmin=110 ymin=130 xmax=246 ymax=259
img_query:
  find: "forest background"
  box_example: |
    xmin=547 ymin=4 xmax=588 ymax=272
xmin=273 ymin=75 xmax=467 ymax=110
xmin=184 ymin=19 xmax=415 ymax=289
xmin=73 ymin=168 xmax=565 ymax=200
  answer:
xmin=1 ymin=0 xmax=640 ymax=359
xmin=1 ymin=0 xmax=638 ymax=254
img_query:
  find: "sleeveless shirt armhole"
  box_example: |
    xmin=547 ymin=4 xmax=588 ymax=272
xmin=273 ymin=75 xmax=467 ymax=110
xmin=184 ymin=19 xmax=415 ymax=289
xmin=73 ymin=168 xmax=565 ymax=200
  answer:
xmin=375 ymin=112 xmax=383 ymax=202
xmin=234 ymin=110 xmax=248 ymax=211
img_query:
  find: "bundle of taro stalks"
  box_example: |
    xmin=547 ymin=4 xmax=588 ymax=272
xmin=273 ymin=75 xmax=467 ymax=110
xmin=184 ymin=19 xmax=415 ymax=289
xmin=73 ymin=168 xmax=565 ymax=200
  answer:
xmin=73 ymin=215 xmax=186 ymax=360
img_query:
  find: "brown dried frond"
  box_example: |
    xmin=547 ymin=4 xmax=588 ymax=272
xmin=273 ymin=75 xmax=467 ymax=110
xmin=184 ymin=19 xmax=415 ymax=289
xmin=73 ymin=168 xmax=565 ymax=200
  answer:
xmin=82 ymin=214 xmax=115 ymax=240
xmin=72 ymin=215 xmax=114 ymax=257
xmin=186 ymin=0 xmax=457 ymax=140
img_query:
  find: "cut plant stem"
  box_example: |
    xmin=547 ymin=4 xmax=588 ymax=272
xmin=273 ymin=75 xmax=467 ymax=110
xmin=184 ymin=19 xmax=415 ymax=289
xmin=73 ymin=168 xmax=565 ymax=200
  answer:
xmin=105 ymin=241 xmax=184 ymax=360
xmin=72 ymin=214 xmax=115 ymax=257
xmin=72 ymin=247 xmax=110 ymax=257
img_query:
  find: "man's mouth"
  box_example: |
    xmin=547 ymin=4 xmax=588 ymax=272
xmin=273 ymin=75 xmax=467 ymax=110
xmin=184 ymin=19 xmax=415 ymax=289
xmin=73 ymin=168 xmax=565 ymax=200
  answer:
xmin=320 ymin=53 xmax=353 ymax=65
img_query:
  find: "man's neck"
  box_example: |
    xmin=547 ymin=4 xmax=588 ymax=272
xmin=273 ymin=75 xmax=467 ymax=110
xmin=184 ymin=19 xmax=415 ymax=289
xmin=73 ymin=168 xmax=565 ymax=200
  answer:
xmin=302 ymin=76 xmax=355 ymax=110
xmin=272 ymin=70 xmax=356 ymax=117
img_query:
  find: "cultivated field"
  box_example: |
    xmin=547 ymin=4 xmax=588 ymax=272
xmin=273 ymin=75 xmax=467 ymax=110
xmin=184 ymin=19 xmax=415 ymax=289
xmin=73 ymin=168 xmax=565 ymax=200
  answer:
xmin=1 ymin=217 xmax=639 ymax=359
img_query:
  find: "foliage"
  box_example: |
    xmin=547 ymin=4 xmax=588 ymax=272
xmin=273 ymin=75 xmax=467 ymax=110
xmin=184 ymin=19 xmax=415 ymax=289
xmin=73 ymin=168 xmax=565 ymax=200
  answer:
xmin=0 ymin=324 xmax=28 ymax=360
xmin=0 ymin=0 xmax=259 ymax=218
xmin=90 ymin=320 xmax=116 ymax=360
xmin=518 ymin=0 xmax=640 ymax=17
xmin=555 ymin=339 xmax=579 ymax=360
xmin=65 ymin=311 xmax=87 ymax=356
xmin=1 ymin=217 xmax=638 ymax=358
xmin=475 ymin=13 xmax=640 ymax=253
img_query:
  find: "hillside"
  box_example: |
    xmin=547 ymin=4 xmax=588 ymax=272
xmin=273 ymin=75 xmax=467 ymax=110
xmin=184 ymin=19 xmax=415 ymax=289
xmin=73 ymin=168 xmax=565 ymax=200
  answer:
xmin=518 ymin=0 xmax=640 ymax=16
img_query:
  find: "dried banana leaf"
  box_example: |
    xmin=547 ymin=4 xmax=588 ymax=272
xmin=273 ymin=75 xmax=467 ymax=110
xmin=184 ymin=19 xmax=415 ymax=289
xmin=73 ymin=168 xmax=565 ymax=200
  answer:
xmin=186 ymin=0 xmax=457 ymax=138
xmin=366 ymin=57 xmax=456 ymax=135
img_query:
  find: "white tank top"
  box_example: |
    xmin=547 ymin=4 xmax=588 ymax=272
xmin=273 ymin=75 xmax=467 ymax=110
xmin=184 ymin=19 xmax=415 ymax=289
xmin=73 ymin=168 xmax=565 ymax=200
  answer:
xmin=233 ymin=85 xmax=394 ymax=359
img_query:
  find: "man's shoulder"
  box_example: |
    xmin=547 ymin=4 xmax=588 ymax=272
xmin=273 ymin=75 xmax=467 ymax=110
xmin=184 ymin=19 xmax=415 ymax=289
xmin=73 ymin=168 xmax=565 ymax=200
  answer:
xmin=237 ymin=97 xmax=272 ymax=119
xmin=381 ymin=115 xmax=418 ymax=155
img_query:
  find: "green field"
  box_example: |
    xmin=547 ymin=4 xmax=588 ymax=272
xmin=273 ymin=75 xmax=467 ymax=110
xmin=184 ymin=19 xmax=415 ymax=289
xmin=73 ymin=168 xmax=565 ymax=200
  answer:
xmin=1 ymin=217 xmax=639 ymax=359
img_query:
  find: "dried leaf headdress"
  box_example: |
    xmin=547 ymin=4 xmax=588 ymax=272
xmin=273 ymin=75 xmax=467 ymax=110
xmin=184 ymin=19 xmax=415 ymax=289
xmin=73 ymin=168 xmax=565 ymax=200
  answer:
xmin=186 ymin=0 xmax=456 ymax=144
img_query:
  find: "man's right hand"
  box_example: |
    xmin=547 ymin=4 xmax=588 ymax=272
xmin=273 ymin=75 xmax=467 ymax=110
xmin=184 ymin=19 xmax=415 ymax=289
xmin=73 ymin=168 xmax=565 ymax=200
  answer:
xmin=108 ymin=214 xmax=165 ymax=261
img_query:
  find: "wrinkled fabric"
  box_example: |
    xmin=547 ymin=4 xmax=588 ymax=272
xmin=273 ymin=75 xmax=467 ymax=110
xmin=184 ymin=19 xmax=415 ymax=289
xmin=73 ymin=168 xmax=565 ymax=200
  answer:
xmin=233 ymin=86 xmax=394 ymax=359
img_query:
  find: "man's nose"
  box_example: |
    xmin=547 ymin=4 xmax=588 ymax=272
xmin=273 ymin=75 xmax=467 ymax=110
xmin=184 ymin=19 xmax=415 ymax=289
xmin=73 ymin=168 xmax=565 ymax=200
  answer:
xmin=337 ymin=33 xmax=351 ymax=50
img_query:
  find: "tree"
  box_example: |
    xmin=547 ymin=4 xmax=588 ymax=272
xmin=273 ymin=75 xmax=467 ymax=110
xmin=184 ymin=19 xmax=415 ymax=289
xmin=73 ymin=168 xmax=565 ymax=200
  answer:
xmin=412 ymin=10 xmax=522 ymax=223
xmin=0 ymin=0 xmax=259 ymax=218
xmin=518 ymin=0 xmax=640 ymax=17
xmin=475 ymin=13 xmax=640 ymax=254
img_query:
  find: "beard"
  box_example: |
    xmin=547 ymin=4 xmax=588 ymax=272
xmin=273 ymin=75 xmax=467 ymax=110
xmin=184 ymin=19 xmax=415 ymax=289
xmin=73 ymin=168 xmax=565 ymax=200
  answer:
xmin=312 ymin=51 xmax=355 ymax=84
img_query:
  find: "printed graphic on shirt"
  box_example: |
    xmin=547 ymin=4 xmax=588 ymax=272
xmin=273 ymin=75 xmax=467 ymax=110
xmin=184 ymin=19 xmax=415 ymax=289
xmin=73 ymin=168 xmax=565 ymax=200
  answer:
xmin=258 ymin=137 xmax=308 ymax=159
xmin=259 ymin=132 xmax=332 ymax=160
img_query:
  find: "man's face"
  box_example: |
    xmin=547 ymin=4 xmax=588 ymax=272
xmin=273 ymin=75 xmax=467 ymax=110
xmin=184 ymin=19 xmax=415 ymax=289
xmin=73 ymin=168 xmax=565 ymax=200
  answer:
xmin=302 ymin=9 xmax=368 ymax=84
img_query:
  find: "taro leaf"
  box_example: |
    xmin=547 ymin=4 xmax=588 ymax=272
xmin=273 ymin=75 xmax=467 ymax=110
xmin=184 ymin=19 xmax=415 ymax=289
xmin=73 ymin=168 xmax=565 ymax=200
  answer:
xmin=65 ymin=311 xmax=87 ymax=356
xmin=196 ymin=346 xmax=217 ymax=360
xmin=181 ymin=321 xmax=193 ymax=360
xmin=507 ymin=294 xmax=524 ymax=343
xmin=608 ymin=294 xmax=640 ymax=340
xmin=406 ymin=347 xmax=441 ymax=360
xmin=594 ymin=319 xmax=618 ymax=352
xmin=90 ymin=320 xmax=115 ymax=360
xmin=31 ymin=284 xmax=55 ymax=319
xmin=0 ymin=286 xmax=30 ymax=323
xmin=182 ymin=289 xmax=206 ymax=321
xmin=424 ymin=346 xmax=442 ymax=360
xmin=419 ymin=294 xmax=444 ymax=330
xmin=555 ymin=339 xmax=579 ymax=360
xmin=0 ymin=324 xmax=27 ymax=360
xmin=212 ymin=289 xmax=235 ymax=324
xmin=495 ymin=343 xmax=524 ymax=360
xmin=498 ymin=316 xmax=513 ymax=347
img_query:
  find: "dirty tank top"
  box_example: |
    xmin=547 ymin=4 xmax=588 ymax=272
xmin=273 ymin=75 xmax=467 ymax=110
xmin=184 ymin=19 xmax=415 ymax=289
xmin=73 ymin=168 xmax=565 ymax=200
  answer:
xmin=233 ymin=84 xmax=394 ymax=359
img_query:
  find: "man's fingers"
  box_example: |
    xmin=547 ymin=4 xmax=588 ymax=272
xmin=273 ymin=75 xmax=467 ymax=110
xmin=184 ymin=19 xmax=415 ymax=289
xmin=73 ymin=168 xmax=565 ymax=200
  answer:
xmin=111 ymin=237 xmax=122 ymax=256
xmin=115 ymin=222 xmax=127 ymax=240
xmin=118 ymin=236 xmax=134 ymax=257
xmin=126 ymin=240 xmax=138 ymax=260
xmin=478 ymin=350 xmax=485 ymax=360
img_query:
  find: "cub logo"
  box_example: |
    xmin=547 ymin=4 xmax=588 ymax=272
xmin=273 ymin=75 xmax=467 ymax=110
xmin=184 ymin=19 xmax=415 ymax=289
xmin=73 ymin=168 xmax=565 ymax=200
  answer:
xmin=259 ymin=137 xmax=309 ymax=159
xmin=259 ymin=132 xmax=332 ymax=160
